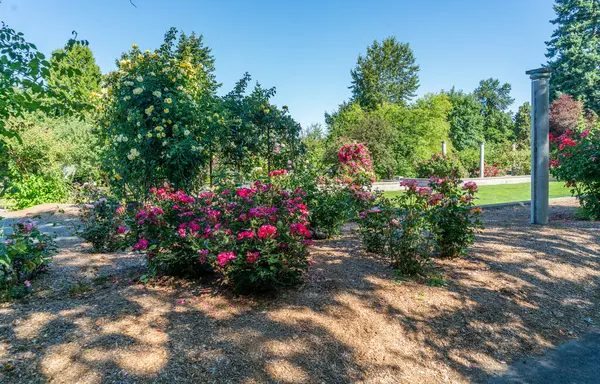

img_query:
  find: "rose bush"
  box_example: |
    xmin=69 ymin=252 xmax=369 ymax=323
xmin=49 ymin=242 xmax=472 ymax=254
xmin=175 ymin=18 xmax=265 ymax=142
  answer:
xmin=0 ymin=219 xmax=57 ymax=299
xmin=356 ymin=198 xmax=393 ymax=255
xmin=428 ymin=178 xmax=484 ymax=258
xmin=472 ymin=163 xmax=508 ymax=178
xmin=550 ymin=129 xmax=600 ymax=219
xmin=357 ymin=180 xmax=432 ymax=275
xmin=79 ymin=198 xmax=128 ymax=252
xmin=357 ymin=177 xmax=484 ymax=275
xmin=130 ymin=181 xmax=311 ymax=292
xmin=274 ymin=169 xmax=353 ymax=238
xmin=337 ymin=142 xmax=375 ymax=186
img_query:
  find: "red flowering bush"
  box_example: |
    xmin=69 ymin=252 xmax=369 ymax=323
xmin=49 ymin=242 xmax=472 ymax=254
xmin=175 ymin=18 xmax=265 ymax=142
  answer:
xmin=130 ymin=182 xmax=311 ymax=292
xmin=472 ymin=164 xmax=508 ymax=177
xmin=550 ymin=129 xmax=600 ymax=220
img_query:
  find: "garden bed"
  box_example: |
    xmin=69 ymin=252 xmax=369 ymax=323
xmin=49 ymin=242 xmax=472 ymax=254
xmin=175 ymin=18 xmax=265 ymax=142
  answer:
xmin=0 ymin=201 xmax=599 ymax=383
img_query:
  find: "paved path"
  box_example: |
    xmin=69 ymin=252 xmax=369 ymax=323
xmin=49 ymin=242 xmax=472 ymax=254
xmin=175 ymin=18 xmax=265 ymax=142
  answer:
xmin=489 ymin=332 xmax=600 ymax=384
xmin=0 ymin=204 xmax=81 ymax=244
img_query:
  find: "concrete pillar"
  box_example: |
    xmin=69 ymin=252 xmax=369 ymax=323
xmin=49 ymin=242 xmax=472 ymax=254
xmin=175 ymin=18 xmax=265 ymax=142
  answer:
xmin=442 ymin=141 xmax=447 ymax=156
xmin=526 ymin=67 xmax=553 ymax=225
xmin=479 ymin=142 xmax=485 ymax=178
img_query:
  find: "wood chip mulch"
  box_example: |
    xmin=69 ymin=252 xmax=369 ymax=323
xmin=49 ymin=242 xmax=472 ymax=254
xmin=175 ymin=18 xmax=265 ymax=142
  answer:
xmin=0 ymin=200 xmax=598 ymax=383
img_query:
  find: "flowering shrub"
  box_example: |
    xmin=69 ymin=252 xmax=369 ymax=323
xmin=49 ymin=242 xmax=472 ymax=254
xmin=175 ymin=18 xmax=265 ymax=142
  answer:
xmin=0 ymin=219 xmax=57 ymax=299
xmin=130 ymin=182 xmax=311 ymax=292
xmin=427 ymin=179 xmax=484 ymax=258
xmin=357 ymin=178 xmax=483 ymax=275
xmin=356 ymin=199 xmax=393 ymax=254
xmin=472 ymin=163 xmax=508 ymax=177
xmin=79 ymin=198 xmax=128 ymax=252
xmin=415 ymin=153 xmax=467 ymax=179
xmin=550 ymin=129 xmax=600 ymax=219
xmin=338 ymin=142 xmax=375 ymax=186
xmin=337 ymin=142 xmax=378 ymax=219
xmin=357 ymin=180 xmax=433 ymax=275
xmin=390 ymin=180 xmax=434 ymax=274
xmin=270 ymin=167 xmax=355 ymax=238
xmin=100 ymin=28 xmax=218 ymax=200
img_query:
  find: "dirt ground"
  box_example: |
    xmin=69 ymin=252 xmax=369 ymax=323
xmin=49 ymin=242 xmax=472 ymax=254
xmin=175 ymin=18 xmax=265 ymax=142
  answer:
xmin=0 ymin=200 xmax=599 ymax=383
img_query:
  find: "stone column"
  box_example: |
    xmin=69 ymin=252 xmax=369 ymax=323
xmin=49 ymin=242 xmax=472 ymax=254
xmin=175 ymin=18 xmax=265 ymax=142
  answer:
xmin=442 ymin=141 xmax=447 ymax=156
xmin=479 ymin=142 xmax=485 ymax=178
xmin=526 ymin=67 xmax=553 ymax=225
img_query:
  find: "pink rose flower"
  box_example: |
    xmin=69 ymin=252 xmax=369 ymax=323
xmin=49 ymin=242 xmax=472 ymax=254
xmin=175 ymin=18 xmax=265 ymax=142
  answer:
xmin=217 ymin=252 xmax=236 ymax=266
xmin=246 ymin=251 xmax=260 ymax=263
xmin=133 ymin=238 xmax=149 ymax=250
xmin=257 ymin=225 xmax=277 ymax=239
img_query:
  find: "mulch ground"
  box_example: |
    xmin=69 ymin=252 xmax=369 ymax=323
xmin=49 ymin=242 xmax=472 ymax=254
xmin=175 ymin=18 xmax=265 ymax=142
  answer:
xmin=0 ymin=200 xmax=599 ymax=383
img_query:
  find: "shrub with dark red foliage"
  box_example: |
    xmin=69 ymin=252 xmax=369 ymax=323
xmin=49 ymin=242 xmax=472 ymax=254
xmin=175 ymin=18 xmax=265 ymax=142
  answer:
xmin=549 ymin=94 xmax=583 ymax=137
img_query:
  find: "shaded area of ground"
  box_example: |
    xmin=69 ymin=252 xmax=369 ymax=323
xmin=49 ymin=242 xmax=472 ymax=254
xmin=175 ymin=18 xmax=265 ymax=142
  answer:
xmin=489 ymin=332 xmax=600 ymax=384
xmin=0 ymin=201 xmax=599 ymax=383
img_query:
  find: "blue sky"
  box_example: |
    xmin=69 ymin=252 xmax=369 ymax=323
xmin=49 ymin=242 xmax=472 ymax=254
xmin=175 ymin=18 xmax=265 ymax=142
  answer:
xmin=1 ymin=0 xmax=556 ymax=128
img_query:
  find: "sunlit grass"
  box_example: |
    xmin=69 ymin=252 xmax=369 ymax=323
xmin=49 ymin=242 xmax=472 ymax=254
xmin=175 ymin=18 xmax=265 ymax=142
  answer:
xmin=382 ymin=181 xmax=572 ymax=206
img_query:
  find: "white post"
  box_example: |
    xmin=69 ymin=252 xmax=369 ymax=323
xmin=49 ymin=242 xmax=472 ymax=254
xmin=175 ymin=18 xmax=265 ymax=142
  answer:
xmin=479 ymin=142 xmax=485 ymax=178
xmin=442 ymin=141 xmax=447 ymax=156
xmin=511 ymin=143 xmax=517 ymax=175
xmin=526 ymin=68 xmax=553 ymax=225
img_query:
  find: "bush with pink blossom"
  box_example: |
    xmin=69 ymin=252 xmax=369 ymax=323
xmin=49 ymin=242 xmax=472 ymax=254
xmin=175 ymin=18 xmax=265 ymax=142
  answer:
xmin=337 ymin=142 xmax=376 ymax=186
xmin=357 ymin=177 xmax=484 ymax=275
xmin=130 ymin=182 xmax=311 ymax=292
xmin=0 ymin=219 xmax=57 ymax=299
xmin=427 ymin=178 xmax=484 ymax=258
xmin=79 ymin=198 xmax=128 ymax=252
xmin=357 ymin=180 xmax=433 ymax=275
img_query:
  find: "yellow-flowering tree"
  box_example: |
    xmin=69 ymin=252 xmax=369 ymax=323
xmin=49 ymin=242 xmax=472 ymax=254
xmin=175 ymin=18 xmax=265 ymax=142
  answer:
xmin=100 ymin=28 xmax=221 ymax=200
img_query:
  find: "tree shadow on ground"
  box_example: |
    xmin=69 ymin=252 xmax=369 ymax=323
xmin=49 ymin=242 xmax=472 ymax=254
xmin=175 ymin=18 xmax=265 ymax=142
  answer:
xmin=0 ymin=203 xmax=599 ymax=383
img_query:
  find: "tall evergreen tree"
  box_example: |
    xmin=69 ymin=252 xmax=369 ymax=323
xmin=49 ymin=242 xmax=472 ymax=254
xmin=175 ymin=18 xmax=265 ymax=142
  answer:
xmin=546 ymin=0 xmax=600 ymax=113
xmin=46 ymin=44 xmax=102 ymax=115
xmin=350 ymin=36 xmax=420 ymax=110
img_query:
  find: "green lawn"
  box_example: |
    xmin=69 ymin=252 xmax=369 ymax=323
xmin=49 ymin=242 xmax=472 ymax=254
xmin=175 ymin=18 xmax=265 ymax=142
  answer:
xmin=382 ymin=181 xmax=572 ymax=206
